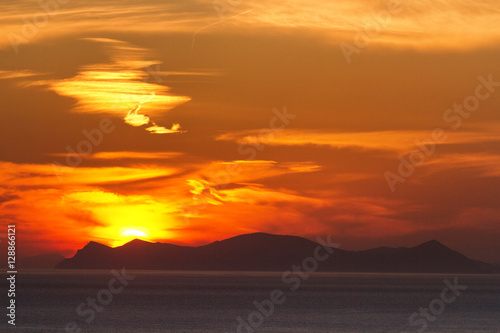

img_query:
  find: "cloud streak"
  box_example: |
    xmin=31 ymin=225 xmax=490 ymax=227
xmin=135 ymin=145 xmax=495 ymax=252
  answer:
xmin=217 ymin=129 xmax=500 ymax=154
xmin=239 ymin=0 xmax=500 ymax=49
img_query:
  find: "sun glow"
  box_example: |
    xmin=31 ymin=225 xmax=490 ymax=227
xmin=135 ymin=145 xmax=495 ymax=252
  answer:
xmin=110 ymin=228 xmax=150 ymax=247
xmin=120 ymin=229 xmax=148 ymax=237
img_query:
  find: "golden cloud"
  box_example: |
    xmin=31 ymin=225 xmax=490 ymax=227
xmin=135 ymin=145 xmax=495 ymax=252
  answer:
xmin=217 ymin=129 xmax=500 ymax=154
xmin=21 ymin=38 xmax=190 ymax=134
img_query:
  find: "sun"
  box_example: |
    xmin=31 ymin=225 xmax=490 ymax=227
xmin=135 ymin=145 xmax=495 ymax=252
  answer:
xmin=111 ymin=228 xmax=150 ymax=247
xmin=120 ymin=229 xmax=148 ymax=238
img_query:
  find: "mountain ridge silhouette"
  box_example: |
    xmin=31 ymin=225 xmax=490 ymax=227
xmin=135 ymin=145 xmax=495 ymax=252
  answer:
xmin=56 ymin=233 xmax=499 ymax=273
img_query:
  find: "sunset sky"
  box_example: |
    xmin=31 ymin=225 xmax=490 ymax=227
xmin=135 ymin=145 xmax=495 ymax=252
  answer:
xmin=1 ymin=0 xmax=500 ymax=263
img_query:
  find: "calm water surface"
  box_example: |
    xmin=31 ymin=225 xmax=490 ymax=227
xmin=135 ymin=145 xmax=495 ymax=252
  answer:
xmin=6 ymin=270 xmax=500 ymax=332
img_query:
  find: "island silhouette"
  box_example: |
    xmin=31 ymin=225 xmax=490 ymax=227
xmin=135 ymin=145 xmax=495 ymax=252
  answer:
xmin=54 ymin=233 xmax=499 ymax=274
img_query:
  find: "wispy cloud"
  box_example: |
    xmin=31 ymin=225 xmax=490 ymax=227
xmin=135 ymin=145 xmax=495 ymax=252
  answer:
xmin=146 ymin=122 xmax=185 ymax=134
xmin=239 ymin=0 xmax=500 ymax=49
xmin=49 ymin=151 xmax=184 ymax=160
xmin=0 ymin=70 xmax=43 ymax=79
xmin=2 ymin=0 xmax=499 ymax=54
xmin=0 ymin=0 xmax=211 ymax=50
xmin=422 ymin=153 xmax=500 ymax=177
xmin=20 ymin=38 xmax=190 ymax=133
xmin=217 ymin=129 xmax=500 ymax=154
xmin=0 ymin=161 xmax=178 ymax=187
xmin=124 ymin=93 xmax=156 ymax=127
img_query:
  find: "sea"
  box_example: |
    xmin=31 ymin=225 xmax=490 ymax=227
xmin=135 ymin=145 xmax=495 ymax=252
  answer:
xmin=6 ymin=270 xmax=500 ymax=332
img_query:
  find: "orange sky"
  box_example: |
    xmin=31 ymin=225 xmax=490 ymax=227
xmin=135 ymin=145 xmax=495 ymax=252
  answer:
xmin=1 ymin=0 xmax=500 ymax=263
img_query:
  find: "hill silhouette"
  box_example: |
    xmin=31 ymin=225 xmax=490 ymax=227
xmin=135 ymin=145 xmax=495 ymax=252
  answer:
xmin=56 ymin=233 xmax=499 ymax=273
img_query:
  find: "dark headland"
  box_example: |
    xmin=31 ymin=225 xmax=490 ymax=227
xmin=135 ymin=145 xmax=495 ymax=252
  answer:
xmin=55 ymin=233 xmax=499 ymax=274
